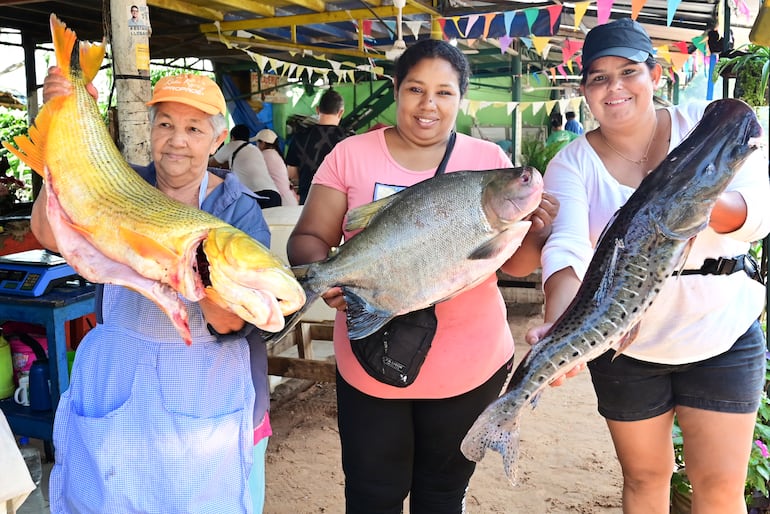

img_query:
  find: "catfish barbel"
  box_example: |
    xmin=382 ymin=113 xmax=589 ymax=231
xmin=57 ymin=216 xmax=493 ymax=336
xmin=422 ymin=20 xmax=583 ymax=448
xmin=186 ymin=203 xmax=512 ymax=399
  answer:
xmin=3 ymin=15 xmax=305 ymax=344
xmin=460 ymin=98 xmax=762 ymax=482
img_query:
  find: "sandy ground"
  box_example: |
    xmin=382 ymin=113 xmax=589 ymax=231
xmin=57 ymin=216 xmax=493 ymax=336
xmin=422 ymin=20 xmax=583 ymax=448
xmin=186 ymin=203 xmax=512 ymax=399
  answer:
xmin=263 ymin=314 xmax=624 ymax=514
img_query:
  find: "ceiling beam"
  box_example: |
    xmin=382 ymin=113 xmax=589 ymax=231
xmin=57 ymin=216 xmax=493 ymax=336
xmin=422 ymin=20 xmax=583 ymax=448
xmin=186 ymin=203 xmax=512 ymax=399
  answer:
xmin=149 ymin=0 xmax=227 ymax=20
xmin=205 ymin=33 xmax=385 ymax=60
xmin=199 ymin=4 xmax=436 ymax=32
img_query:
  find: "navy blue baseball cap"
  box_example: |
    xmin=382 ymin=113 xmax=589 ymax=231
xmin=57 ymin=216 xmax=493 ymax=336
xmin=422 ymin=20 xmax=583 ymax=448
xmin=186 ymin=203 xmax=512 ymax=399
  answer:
xmin=581 ymin=18 xmax=654 ymax=71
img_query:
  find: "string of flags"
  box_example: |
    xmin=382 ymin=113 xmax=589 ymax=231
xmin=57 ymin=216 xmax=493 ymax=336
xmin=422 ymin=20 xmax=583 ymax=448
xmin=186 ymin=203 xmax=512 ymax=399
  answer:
xmin=211 ymin=0 xmax=753 ymax=107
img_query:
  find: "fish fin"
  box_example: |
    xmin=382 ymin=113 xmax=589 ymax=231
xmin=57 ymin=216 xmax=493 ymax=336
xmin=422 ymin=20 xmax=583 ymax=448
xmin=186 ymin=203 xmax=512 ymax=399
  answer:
xmin=78 ymin=39 xmax=107 ymax=84
xmin=343 ymin=290 xmax=393 ymax=340
xmin=290 ymin=263 xmax=311 ymax=280
xmin=674 ymin=238 xmax=697 ymax=278
xmin=119 ymin=226 xmax=180 ymax=264
xmin=468 ymin=226 xmax=528 ymax=261
xmin=612 ymin=322 xmax=641 ymax=359
xmin=2 ymin=99 xmax=62 ymax=176
xmin=344 ymin=195 xmax=399 ymax=232
xmin=595 ymin=238 xmax=625 ymax=305
xmin=461 ymin=406 xmax=523 ymax=485
xmin=50 ymin=14 xmax=77 ymax=78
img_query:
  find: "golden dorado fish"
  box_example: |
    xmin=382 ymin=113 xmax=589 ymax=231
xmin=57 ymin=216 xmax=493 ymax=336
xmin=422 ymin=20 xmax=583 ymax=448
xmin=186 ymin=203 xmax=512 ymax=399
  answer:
xmin=2 ymin=14 xmax=305 ymax=344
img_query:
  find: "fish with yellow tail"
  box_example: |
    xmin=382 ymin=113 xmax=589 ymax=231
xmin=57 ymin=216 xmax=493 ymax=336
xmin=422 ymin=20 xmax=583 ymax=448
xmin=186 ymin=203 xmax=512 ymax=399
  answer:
xmin=2 ymin=14 xmax=305 ymax=344
xmin=460 ymin=99 xmax=762 ymax=483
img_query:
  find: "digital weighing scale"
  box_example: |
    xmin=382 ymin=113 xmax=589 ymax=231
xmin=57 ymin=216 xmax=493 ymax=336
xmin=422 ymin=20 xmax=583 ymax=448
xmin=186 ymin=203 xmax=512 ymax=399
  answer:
xmin=0 ymin=249 xmax=81 ymax=297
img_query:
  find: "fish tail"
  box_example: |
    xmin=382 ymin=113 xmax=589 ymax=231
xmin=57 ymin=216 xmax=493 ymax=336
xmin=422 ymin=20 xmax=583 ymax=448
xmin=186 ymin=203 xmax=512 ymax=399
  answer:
xmin=461 ymin=406 xmax=523 ymax=485
xmin=50 ymin=14 xmax=77 ymax=78
xmin=51 ymin=14 xmax=106 ymax=83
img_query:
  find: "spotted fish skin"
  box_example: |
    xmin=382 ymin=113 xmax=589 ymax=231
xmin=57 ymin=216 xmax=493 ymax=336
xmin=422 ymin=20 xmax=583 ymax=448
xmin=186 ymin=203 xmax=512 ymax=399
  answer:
xmin=460 ymin=99 xmax=762 ymax=483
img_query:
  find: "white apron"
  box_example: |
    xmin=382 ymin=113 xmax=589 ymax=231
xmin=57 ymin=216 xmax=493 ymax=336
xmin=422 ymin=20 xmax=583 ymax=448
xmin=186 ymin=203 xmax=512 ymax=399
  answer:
xmin=49 ymin=284 xmax=255 ymax=514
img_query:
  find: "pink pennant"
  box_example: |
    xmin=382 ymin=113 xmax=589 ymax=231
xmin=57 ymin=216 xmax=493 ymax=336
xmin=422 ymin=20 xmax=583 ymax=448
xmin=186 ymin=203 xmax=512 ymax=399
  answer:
xmin=562 ymin=39 xmax=583 ymax=62
xmin=547 ymin=5 xmax=563 ymax=34
xmin=596 ymin=0 xmax=614 ymax=25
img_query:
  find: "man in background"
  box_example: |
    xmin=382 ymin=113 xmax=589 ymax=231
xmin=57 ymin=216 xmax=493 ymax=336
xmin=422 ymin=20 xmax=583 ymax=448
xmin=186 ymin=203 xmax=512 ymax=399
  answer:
xmin=285 ymin=89 xmax=347 ymax=204
xmin=565 ymin=111 xmax=584 ymax=135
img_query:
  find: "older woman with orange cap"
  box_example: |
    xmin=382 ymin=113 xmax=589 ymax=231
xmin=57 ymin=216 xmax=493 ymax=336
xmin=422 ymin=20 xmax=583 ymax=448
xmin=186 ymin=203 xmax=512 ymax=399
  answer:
xmin=31 ymin=71 xmax=272 ymax=513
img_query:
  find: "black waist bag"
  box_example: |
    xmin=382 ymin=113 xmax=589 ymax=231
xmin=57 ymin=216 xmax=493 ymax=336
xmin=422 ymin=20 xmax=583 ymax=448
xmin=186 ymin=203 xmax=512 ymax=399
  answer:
xmin=349 ymin=306 xmax=437 ymax=388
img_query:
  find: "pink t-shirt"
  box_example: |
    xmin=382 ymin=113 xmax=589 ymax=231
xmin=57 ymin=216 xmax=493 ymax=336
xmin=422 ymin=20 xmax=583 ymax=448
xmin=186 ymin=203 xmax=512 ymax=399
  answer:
xmin=313 ymin=128 xmax=516 ymax=399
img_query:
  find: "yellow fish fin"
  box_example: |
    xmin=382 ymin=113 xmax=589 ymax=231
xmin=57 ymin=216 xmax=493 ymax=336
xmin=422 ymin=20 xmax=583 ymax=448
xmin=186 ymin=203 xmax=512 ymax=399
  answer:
xmin=79 ymin=39 xmax=107 ymax=83
xmin=345 ymin=194 xmax=399 ymax=231
xmin=1 ymin=97 xmax=64 ymax=176
xmin=50 ymin=14 xmax=77 ymax=78
xmin=119 ymin=226 xmax=180 ymax=263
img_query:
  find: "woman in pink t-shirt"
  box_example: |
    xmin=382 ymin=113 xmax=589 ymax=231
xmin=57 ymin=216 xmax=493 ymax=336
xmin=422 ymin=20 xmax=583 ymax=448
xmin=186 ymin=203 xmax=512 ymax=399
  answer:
xmin=287 ymin=39 xmax=558 ymax=513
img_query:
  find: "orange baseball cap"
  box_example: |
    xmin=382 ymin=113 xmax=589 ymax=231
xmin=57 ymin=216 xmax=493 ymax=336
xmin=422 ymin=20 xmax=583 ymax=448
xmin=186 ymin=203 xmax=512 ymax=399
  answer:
xmin=146 ymin=74 xmax=227 ymax=116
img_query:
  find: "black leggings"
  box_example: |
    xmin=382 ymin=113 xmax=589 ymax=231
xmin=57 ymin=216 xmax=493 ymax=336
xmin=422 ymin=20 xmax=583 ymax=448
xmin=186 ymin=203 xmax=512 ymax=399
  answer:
xmin=336 ymin=359 xmax=512 ymax=514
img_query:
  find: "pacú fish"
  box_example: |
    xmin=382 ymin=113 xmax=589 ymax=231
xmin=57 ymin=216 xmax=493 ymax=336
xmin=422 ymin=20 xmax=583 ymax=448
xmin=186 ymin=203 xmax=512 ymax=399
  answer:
xmin=2 ymin=15 xmax=305 ymax=344
xmin=266 ymin=166 xmax=543 ymax=342
xmin=460 ymin=98 xmax=762 ymax=482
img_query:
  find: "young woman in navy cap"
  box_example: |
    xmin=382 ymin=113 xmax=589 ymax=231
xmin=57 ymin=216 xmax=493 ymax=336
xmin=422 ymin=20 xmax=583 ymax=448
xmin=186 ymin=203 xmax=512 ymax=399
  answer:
xmin=529 ymin=18 xmax=770 ymax=513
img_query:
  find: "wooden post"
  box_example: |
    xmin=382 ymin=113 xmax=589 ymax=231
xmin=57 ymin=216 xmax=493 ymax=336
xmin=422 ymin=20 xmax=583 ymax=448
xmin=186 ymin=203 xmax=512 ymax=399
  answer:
xmin=110 ymin=0 xmax=152 ymax=165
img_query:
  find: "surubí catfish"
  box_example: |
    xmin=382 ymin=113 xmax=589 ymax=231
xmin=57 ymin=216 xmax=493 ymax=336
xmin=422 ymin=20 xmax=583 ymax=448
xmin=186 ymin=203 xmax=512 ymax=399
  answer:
xmin=460 ymin=98 xmax=763 ymax=484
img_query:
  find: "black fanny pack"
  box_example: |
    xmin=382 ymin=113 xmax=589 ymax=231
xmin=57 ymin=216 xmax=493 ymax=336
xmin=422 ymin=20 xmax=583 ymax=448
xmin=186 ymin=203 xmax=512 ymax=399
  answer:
xmin=349 ymin=307 xmax=438 ymax=387
xmin=347 ymin=132 xmax=456 ymax=387
xmin=674 ymin=254 xmax=764 ymax=285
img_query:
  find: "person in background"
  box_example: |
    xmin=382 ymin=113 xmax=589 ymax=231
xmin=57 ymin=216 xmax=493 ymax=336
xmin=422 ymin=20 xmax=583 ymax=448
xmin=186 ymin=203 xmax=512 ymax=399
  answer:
xmin=286 ymin=39 xmax=559 ymax=513
xmin=34 ymin=71 xmax=273 ymax=514
xmin=545 ymin=113 xmax=578 ymax=146
xmin=529 ymin=18 xmax=770 ymax=514
xmin=565 ymin=111 xmax=584 ymax=135
xmin=211 ymin=124 xmax=282 ymax=208
xmin=285 ymin=88 xmax=347 ymax=204
xmin=253 ymin=128 xmax=298 ymax=206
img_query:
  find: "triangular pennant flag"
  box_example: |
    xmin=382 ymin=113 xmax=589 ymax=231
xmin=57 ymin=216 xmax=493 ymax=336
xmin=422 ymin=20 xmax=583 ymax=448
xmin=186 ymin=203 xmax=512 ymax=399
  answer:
xmin=531 ymin=36 xmax=550 ymax=56
xmin=556 ymin=64 xmax=568 ymax=77
xmin=656 ymin=45 xmax=672 ymax=64
xmin=465 ymin=14 xmax=480 ymax=36
xmin=523 ymin=8 xmax=540 ymax=32
xmin=631 ymin=0 xmax=647 ymax=20
xmin=673 ymin=41 xmax=689 ymax=54
xmin=559 ymin=99 xmax=570 ymax=114
xmin=574 ymin=1 xmax=590 ymax=29
xmin=503 ymin=12 xmax=516 ymax=34
xmin=362 ymin=19 xmax=372 ymax=38
xmin=481 ymin=13 xmax=496 ymax=39
xmin=459 ymin=98 xmax=471 ymax=115
xmin=384 ymin=20 xmax=397 ymax=38
xmin=667 ymin=0 xmax=682 ymax=26
xmin=549 ymin=67 xmax=557 ymax=80
xmin=406 ymin=20 xmax=422 ymax=39
xmin=692 ymin=35 xmax=707 ymax=54
xmin=670 ymin=52 xmax=691 ymax=71
xmin=596 ymin=0 xmax=614 ymax=25
xmin=566 ymin=60 xmax=574 ymax=74
xmin=467 ymin=99 xmax=480 ymax=118
xmin=255 ymin=54 xmax=267 ymax=73
xmin=530 ymin=101 xmax=544 ymax=116
xmin=562 ymin=39 xmax=583 ymax=62
xmin=479 ymin=101 xmax=492 ymax=111
xmin=499 ymin=35 xmax=514 ymax=53
xmin=507 ymin=102 xmax=518 ymax=116
xmin=329 ymin=60 xmax=342 ymax=75
xmin=546 ymin=5 xmax=563 ymax=33
xmin=449 ymin=16 xmax=463 ymax=36
xmin=570 ymin=97 xmax=583 ymax=112
xmin=520 ymin=36 xmax=533 ymax=49
xmin=545 ymin=99 xmax=558 ymax=114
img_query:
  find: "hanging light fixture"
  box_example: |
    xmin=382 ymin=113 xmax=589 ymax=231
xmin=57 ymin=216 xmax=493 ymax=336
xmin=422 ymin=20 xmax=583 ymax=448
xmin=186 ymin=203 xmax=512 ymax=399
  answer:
xmin=385 ymin=0 xmax=407 ymax=60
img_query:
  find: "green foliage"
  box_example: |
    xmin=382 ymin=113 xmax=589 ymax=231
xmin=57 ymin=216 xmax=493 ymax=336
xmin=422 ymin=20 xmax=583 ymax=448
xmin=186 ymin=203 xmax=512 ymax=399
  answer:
xmin=518 ymin=138 xmax=569 ymax=174
xmin=715 ymin=44 xmax=770 ymax=107
xmin=0 ymin=107 xmax=34 ymax=201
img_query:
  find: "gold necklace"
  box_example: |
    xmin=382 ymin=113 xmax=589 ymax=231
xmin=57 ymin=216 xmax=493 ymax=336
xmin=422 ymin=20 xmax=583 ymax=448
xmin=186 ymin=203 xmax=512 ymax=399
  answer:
xmin=600 ymin=115 xmax=658 ymax=166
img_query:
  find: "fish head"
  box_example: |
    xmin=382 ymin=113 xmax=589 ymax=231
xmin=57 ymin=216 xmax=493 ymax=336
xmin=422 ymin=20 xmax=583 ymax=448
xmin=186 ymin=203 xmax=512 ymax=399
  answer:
xmin=482 ymin=166 xmax=544 ymax=229
xmin=648 ymin=99 xmax=761 ymax=239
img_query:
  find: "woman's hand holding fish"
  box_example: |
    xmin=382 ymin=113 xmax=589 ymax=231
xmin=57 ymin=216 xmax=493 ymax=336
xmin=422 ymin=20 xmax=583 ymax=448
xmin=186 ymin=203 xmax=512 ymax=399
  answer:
xmin=43 ymin=66 xmax=98 ymax=102
xmin=321 ymin=286 xmax=346 ymax=311
xmin=500 ymin=191 xmax=559 ymax=277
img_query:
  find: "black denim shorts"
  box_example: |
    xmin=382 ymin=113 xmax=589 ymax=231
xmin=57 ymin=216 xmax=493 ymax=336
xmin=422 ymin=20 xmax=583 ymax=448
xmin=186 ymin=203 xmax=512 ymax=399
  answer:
xmin=588 ymin=321 xmax=767 ymax=422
